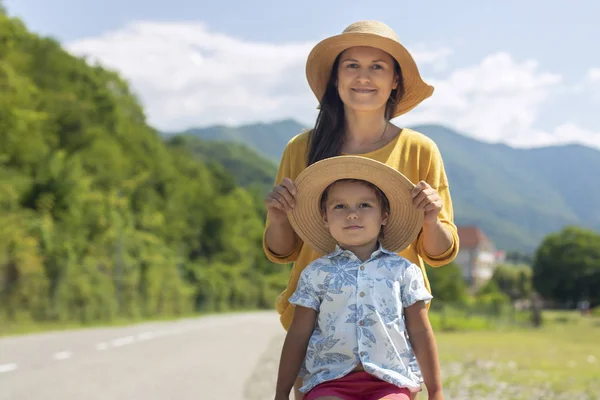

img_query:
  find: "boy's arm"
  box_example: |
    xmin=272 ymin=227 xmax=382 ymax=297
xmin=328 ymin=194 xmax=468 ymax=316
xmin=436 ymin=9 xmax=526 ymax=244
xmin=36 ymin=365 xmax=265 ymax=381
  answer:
xmin=405 ymin=301 xmax=443 ymax=400
xmin=274 ymin=305 xmax=317 ymax=399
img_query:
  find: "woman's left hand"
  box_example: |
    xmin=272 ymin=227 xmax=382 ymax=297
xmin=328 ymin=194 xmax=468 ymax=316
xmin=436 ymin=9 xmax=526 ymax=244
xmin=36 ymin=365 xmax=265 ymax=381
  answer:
xmin=411 ymin=181 xmax=443 ymax=225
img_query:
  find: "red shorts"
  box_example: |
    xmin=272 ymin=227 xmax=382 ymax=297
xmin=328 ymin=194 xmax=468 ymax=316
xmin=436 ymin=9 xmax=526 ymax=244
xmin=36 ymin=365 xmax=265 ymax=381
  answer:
xmin=304 ymin=371 xmax=412 ymax=400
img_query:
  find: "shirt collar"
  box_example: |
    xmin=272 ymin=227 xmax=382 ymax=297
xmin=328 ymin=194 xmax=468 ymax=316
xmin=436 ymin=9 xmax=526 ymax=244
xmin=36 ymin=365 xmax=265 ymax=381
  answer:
xmin=326 ymin=242 xmax=395 ymax=260
xmin=372 ymin=242 xmax=397 ymax=257
xmin=326 ymin=245 xmax=347 ymax=259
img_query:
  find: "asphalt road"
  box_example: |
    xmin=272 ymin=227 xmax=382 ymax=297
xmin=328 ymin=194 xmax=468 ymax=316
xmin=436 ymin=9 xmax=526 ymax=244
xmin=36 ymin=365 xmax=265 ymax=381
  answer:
xmin=0 ymin=311 xmax=285 ymax=400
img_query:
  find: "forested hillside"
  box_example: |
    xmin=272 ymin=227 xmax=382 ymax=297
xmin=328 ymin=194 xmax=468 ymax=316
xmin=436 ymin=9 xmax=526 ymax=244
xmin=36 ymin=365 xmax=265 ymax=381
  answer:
xmin=0 ymin=9 xmax=289 ymax=328
xmin=167 ymin=135 xmax=278 ymax=195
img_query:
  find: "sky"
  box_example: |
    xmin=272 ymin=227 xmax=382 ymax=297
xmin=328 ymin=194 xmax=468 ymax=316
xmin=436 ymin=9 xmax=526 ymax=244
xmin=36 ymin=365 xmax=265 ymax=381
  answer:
xmin=4 ymin=0 xmax=600 ymax=150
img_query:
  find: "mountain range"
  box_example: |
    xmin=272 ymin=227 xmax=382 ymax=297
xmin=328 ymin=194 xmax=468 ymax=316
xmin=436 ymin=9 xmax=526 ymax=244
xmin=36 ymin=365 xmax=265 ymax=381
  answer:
xmin=167 ymin=120 xmax=600 ymax=253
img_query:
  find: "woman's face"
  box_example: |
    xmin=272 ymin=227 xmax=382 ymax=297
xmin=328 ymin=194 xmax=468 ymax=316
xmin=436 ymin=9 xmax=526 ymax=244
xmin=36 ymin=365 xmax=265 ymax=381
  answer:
xmin=336 ymin=46 xmax=399 ymax=115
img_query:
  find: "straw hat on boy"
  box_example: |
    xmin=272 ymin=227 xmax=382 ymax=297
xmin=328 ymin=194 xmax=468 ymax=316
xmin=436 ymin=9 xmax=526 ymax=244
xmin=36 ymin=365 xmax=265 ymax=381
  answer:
xmin=288 ymin=156 xmax=424 ymax=255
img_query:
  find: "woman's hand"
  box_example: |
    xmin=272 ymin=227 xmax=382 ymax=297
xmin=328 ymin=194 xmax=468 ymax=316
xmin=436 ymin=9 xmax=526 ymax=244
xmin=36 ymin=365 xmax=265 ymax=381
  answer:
xmin=265 ymin=178 xmax=297 ymax=223
xmin=411 ymin=181 xmax=443 ymax=225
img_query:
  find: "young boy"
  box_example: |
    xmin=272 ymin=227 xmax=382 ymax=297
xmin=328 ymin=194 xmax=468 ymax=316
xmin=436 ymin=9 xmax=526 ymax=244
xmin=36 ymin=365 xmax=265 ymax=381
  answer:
xmin=274 ymin=156 xmax=444 ymax=400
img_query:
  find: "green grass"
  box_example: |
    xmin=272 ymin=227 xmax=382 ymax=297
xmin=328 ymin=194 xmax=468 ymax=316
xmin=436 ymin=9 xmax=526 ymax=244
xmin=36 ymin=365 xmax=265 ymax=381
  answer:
xmin=433 ymin=311 xmax=600 ymax=399
xmin=428 ymin=303 xmax=531 ymax=332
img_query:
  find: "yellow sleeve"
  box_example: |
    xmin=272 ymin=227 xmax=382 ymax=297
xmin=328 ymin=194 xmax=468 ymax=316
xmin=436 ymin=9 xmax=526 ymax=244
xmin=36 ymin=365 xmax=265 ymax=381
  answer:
xmin=415 ymin=143 xmax=460 ymax=267
xmin=262 ymin=140 xmax=304 ymax=264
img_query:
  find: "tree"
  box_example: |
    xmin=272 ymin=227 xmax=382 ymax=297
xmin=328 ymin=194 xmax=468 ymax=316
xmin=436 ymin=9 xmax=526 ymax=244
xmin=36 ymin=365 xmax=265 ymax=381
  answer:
xmin=475 ymin=280 xmax=511 ymax=316
xmin=426 ymin=263 xmax=468 ymax=303
xmin=491 ymin=263 xmax=532 ymax=301
xmin=533 ymin=226 xmax=600 ymax=307
xmin=504 ymin=251 xmax=533 ymax=265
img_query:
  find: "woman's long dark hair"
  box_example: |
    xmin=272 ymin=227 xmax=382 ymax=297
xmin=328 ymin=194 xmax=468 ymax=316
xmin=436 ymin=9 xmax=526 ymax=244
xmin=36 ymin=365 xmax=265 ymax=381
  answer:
xmin=306 ymin=53 xmax=404 ymax=166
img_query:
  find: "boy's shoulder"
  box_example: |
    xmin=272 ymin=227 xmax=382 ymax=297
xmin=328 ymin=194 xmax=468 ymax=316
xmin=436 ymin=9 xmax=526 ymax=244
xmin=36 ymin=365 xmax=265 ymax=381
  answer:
xmin=303 ymin=249 xmax=354 ymax=273
xmin=378 ymin=249 xmax=413 ymax=264
xmin=374 ymin=251 xmax=417 ymax=274
xmin=298 ymin=255 xmax=336 ymax=283
xmin=306 ymin=253 xmax=338 ymax=270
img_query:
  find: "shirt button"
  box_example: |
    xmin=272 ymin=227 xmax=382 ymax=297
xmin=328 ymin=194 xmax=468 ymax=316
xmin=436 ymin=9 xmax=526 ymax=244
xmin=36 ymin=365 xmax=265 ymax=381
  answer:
xmin=359 ymin=292 xmax=365 ymax=297
xmin=360 ymin=265 xmax=365 ymax=271
xmin=360 ymin=351 xmax=366 ymax=357
xmin=359 ymin=320 xmax=365 ymax=326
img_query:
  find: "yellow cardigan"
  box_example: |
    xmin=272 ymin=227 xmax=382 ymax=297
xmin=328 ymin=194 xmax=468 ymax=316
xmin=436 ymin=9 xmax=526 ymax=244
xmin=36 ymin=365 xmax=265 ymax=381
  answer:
xmin=263 ymin=128 xmax=459 ymax=330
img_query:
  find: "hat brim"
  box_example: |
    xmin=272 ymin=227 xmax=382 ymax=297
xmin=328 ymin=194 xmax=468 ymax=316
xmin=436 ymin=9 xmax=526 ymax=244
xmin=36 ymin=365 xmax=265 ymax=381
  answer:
xmin=288 ymin=156 xmax=424 ymax=255
xmin=306 ymin=33 xmax=434 ymax=118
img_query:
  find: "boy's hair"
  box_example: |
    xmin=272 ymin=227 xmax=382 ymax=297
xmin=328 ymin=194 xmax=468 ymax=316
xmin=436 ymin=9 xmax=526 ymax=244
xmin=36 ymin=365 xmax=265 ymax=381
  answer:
xmin=319 ymin=178 xmax=391 ymax=218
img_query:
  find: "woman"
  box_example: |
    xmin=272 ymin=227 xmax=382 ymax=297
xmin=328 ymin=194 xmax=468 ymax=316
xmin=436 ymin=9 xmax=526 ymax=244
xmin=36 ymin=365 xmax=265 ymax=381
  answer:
xmin=264 ymin=20 xmax=459 ymax=399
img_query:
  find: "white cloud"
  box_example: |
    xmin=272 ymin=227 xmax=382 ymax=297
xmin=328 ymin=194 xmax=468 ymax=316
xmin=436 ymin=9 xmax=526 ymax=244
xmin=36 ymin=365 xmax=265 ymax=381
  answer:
xmin=541 ymin=123 xmax=600 ymax=149
xmin=399 ymin=52 xmax=562 ymax=140
xmin=411 ymin=46 xmax=453 ymax=72
xmin=67 ymin=21 xmax=315 ymax=130
xmin=399 ymin=53 xmax=600 ymax=150
xmin=501 ymin=124 xmax=600 ymax=149
xmin=66 ymin=22 xmax=600 ymax=150
xmin=66 ymin=21 xmax=452 ymax=131
xmin=588 ymin=67 xmax=600 ymax=82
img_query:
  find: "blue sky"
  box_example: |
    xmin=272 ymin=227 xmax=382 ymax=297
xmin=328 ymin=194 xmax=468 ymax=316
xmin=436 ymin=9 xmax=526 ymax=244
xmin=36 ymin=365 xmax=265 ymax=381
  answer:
xmin=4 ymin=0 xmax=600 ymax=149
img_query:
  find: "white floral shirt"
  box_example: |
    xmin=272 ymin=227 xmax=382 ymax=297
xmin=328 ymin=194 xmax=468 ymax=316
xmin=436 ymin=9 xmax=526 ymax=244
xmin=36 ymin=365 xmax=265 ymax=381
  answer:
xmin=288 ymin=244 xmax=433 ymax=394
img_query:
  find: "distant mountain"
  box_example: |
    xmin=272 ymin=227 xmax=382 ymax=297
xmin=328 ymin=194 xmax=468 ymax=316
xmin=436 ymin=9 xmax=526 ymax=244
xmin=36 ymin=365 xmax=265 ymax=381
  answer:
xmin=165 ymin=119 xmax=308 ymax=162
xmin=170 ymin=120 xmax=600 ymax=253
xmin=414 ymin=125 xmax=600 ymax=254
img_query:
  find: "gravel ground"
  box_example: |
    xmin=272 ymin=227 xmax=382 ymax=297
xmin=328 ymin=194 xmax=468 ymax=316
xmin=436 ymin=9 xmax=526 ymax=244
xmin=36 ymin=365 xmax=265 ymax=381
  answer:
xmin=243 ymin=334 xmax=600 ymax=400
xmin=244 ymin=331 xmax=286 ymax=400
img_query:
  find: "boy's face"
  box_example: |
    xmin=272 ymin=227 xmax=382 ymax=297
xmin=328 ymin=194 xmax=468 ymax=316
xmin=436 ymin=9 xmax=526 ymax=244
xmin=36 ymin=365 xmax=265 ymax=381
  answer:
xmin=322 ymin=180 xmax=389 ymax=251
